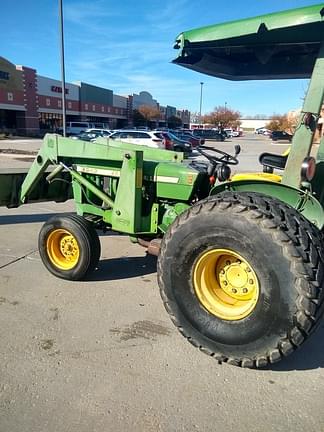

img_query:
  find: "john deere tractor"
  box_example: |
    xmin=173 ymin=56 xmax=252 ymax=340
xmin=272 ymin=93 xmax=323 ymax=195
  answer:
xmin=1 ymin=4 xmax=324 ymax=368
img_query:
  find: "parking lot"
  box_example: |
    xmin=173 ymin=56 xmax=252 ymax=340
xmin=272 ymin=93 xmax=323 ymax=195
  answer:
xmin=1 ymin=135 xmax=324 ymax=432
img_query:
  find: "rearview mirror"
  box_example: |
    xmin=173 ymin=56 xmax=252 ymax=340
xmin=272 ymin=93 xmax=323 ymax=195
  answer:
xmin=234 ymin=144 xmax=241 ymax=156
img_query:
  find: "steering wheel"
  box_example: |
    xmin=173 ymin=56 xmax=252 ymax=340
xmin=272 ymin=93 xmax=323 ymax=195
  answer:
xmin=197 ymin=145 xmax=239 ymax=166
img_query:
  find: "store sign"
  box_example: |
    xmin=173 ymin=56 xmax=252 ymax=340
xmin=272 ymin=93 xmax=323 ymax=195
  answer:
xmin=51 ymin=85 xmax=69 ymax=95
xmin=0 ymin=70 xmax=9 ymax=80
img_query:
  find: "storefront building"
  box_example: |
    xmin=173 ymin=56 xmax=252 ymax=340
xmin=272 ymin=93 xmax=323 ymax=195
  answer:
xmin=0 ymin=56 xmax=128 ymax=135
xmin=37 ymin=75 xmax=80 ymax=131
xmin=0 ymin=55 xmax=191 ymax=135
xmin=0 ymin=56 xmax=39 ymax=134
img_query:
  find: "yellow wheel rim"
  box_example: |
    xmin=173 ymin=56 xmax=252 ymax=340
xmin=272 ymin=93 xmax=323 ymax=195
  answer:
xmin=193 ymin=249 xmax=259 ymax=320
xmin=46 ymin=229 xmax=80 ymax=270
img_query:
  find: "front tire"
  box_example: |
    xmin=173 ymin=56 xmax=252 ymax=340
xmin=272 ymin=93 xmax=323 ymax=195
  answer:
xmin=158 ymin=192 xmax=324 ymax=368
xmin=39 ymin=214 xmax=101 ymax=281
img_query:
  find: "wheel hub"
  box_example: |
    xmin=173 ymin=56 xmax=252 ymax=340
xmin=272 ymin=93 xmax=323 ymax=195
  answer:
xmin=193 ymin=248 xmax=259 ymax=320
xmin=60 ymin=236 xmax=78 ymax=259
xmin=46 ymin=229 xmax=80 ymax=270
xmin=217 ymin=256 xmax=255 ymax=300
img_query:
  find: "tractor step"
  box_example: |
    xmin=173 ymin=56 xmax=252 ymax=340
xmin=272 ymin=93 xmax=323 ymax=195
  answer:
xmin=138 ymin=238 xmax=162 ymax=256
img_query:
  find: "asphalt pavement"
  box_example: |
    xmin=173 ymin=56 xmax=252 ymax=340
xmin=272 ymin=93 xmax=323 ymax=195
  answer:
xmin=1 ymin=135 xmax=323 ymax=432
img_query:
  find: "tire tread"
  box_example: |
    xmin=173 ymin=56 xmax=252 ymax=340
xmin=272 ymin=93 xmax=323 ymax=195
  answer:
xmin=158 ymin=192 xmax=324 ymax=368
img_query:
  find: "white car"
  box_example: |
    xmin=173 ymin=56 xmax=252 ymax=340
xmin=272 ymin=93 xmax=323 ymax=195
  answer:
xmin=109 ymin=130 xmax=167 ymax=149
xmin=231 ymin=130 xmax=240 ymax=137
xmin=85 ymin=128 xmax=112 ymax=137
xmin=224 ymin=128 xmax=233 ymax=137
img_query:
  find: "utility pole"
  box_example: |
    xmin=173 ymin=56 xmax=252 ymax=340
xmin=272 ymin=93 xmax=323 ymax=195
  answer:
xmin=199 ymin=82 xmax=204 ymax=126
xmin=224 ymin=101 xmax=227 ymax=127
xmin=59 ymin=0 xmax=67 ymax=137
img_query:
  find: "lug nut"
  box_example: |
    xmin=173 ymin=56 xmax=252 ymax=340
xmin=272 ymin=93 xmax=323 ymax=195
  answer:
xmin=232 ymin=288 xmax=237 ymax=294
xmin=243 ymin=288 xmax=248 ymax=293
xmin=249 ymin=279 xmax=254 ymax=284
xmin=223 ymin=281 xmax=228 ymax=286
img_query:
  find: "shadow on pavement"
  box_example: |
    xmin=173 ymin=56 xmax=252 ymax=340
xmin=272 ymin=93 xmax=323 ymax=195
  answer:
xmin=0 ymin=212 xmax=72 ymax=225
xmin=90 ymin=254 xmax=157 ymax=281
xmin=267 ymin=320 xmax=324 ymax=372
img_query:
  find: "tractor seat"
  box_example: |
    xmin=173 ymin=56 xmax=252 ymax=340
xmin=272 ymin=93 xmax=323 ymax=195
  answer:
xmin=231 ymin=172 xmax=282 ymax=183
xmin=259 ymin=152 xmax=288 ymax=173
xmin=230 ymin=148 xmax=290 ymax=183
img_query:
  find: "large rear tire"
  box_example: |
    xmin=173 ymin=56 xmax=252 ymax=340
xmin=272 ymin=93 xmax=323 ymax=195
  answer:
xmin=39 ymin=214 xmax=101 ymax=281
xmin=158 ymin=192 xmax=324 ymax=368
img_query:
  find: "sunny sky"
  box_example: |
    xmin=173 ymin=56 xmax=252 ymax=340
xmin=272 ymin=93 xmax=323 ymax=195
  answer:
xmin=0 ymin=0 xmax=319 ymax=117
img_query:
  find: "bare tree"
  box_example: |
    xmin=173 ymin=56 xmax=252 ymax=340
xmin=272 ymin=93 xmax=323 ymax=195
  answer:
xmin=190 ymin=111 xmax=201 ymax=124
xmin=138 ymin=105 xmax=161 ymax=126
xmin=266 ymin=113 xmax=298 ymax=133
xmin=203 ymin=105 xmax=241 ymax=128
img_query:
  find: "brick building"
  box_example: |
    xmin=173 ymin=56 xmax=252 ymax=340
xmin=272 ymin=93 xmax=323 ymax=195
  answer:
xmin=0 ymin=55 xmax=191 ymax=135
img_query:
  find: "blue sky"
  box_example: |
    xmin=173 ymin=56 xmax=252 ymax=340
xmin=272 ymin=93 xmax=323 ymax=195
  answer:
xmin=0 ymin=0 xmax=319 ymax=116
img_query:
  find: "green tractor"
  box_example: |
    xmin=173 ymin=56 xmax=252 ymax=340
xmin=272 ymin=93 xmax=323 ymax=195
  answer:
xmin=1 ymin=4 xmax=324 ymax=368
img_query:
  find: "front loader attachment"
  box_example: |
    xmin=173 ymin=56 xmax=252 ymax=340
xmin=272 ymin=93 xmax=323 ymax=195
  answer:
xmin=0 ymin=167 xmax=72 ymax=208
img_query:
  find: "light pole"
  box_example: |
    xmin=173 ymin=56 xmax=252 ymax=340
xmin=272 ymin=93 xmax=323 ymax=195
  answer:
xmin=224 ymin=101 xmax=227 ymax=127
xmin=199 ymin=82 xmax=204 ymax=126
xmin=59 ymin=0 xmax=67 ymax=137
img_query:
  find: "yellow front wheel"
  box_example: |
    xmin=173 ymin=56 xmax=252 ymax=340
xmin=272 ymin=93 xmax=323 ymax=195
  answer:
xmin=46 ymin=229 xmax=80 ymax=270
xmin=39 ymin=215 xmax=101 ymax=280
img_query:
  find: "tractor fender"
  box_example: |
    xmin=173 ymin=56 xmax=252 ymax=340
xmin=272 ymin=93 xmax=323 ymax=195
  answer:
xmin=210 ymin=179 xmax=324 ymax=230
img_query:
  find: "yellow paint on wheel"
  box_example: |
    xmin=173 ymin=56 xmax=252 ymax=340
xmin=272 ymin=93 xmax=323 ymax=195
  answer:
xmin=46 ymin=229 xmax=80 ymax=270
xmin=193 ymin=249 xmax=259 ymax=320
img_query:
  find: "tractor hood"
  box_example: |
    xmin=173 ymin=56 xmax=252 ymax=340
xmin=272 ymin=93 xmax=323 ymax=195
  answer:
xmin=173 ymin=4 xmax=324 ymax=80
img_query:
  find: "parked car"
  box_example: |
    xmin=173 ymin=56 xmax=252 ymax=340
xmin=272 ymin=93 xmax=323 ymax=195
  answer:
xmin=162 ymin=131 xmax=192 ymax=153
xmin=71 ymin=130 xmax=109 ymax=142
xmin=223 ymin=128 xmax=241 ymax=138
xmin=231 ymin=130 xmax=242 ymax=137
xmin=169 ymin=130 xmax=203 ymax=147
xmin=255 ymin=127 xmax=268 ymax=134
xmin=109 ymin=130 xmax=167 ymax=149
xmin=223 ymin=128 xmax=233 ymax=138
xmin=56 ymin=122 xmax=92 ymax=136
xmin=109 ymin=129 xmax=192 ymax=154
xmin=57 ymin=122 xmax=111 ymax=136
xmin=270 ymin=130 xmax=293 ymax=142
xmin=192 ymin=129 xmax=226 ymax=141
xmin=262 ymin=130 xmax=271 ymax=136
xmin=85 ymin=128 xmax=112 ymax=136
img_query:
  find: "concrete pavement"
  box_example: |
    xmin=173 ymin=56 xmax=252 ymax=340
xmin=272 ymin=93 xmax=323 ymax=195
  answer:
xmin=0 ymin=135 xmax=323 ymax=432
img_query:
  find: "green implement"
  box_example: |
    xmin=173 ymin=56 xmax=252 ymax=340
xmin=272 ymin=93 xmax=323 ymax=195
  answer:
xmin=173 ymin=3 xmax=324 ymax=80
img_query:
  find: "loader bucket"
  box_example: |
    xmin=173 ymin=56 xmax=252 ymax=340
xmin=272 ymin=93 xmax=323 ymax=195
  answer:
xmin=173 ymin=3 xmax=324 ymax=80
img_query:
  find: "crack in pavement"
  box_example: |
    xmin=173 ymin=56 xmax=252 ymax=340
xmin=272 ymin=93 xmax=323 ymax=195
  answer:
xmin=0 ymin=249 xmax=38 ymax=270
